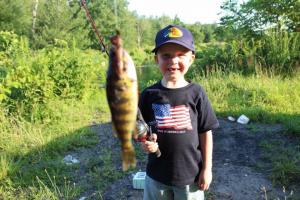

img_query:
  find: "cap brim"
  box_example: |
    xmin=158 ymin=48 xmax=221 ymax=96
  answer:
xmin=152 ymin=40 xmax=194 ymax=53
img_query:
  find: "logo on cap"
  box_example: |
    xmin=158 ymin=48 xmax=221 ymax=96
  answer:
xmin=164 ymin=27 xmax=183 ymax=38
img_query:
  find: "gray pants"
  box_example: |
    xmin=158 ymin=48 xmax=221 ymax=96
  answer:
xmin=143 ymin=175 xmax=205 ymax=200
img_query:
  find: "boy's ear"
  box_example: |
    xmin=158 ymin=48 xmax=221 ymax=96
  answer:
xmin=190 ymin=54 xmax=195 ymax=64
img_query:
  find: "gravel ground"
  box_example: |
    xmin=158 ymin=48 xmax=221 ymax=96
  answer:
xmin=70 ymin=118 xmax=299 ymax=200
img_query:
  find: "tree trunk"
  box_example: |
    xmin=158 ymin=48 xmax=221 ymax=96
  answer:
xmin=32 ymin=0 xmax=39 ymax=35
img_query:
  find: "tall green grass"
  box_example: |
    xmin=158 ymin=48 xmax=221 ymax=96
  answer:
xmin=194 ymin=72 xmax=300 ymax=134
xmin=193 ymin=29 xmax=300 ymax=76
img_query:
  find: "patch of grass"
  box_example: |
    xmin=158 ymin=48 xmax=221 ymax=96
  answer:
xmin=196 ymin=72 xmax=300 ymax=134
xmin=35 ymin=170 xmax=80 ymax=200
xmin=261 ymin=186 xmax=296 ymax=200
xmin=86 ymin=149 xmax=123 ymax=192
xmin=0 ymin=89 xmax=108 ymax=199
xmin=246 ymin=124 xmax=260 ymax=134
xmin=259 ymin=140 xmax=282 ymax=151
xmin=270 ymin=147 xmax=300 ymax=186
xmin=259 ymin=138 xmax=300 ymax=189
xmin=271 ymin=159 xmax=300 ymax=186
xmin=0 ymin=171 xmax=80 ymax=200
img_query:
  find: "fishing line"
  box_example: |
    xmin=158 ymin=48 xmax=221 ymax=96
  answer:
xmin=113 ymin=0 xmax=119 ymax=29
xmin=80 ymin=0 xmax=109 ymax=56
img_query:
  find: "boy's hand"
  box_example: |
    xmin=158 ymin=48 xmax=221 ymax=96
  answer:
xmin=198 ymin=168 xmax=212 ymax=191
xmin=141 ymin=133 xmax=159 ymax=153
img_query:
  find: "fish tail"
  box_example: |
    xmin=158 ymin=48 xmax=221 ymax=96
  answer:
xmin=121 ymin=144 xmax=136 ymax=171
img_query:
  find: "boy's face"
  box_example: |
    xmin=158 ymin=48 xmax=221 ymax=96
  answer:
xmin=155 ymin=43 xmax=195 ymax=83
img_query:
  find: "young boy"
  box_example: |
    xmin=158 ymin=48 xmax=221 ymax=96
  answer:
xmin=139 ymin=24 xmax=219 ymax=200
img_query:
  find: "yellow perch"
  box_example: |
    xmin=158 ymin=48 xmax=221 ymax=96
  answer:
xmin=106 ymin=33 xmax=138 ymax=171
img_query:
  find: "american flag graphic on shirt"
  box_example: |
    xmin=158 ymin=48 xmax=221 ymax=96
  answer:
xmin=152 ymin=104 xmax=192 ymax=130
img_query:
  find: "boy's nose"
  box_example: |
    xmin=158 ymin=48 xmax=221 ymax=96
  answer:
xmin=170 ymin=56 xmax=179 ymax=64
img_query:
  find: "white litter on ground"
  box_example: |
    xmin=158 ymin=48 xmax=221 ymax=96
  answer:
xmin=237 ymin=114 xmax=250 ymax=124
xmin=227 ymin=116 xmax=236 ymax=122
xmin=63 ymin=155 xmax=80 ymax=165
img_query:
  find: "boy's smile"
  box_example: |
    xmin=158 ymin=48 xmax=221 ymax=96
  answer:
xmin=155 ymin=43 xmax=195 ymax=88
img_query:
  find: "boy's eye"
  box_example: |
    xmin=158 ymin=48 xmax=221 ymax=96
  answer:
xmin=161 ymin=53 xmax=187 ymax=60
xmin=161 ymin=54 xmax=171 ymax=59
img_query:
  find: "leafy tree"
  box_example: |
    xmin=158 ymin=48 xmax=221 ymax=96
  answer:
xmin=214 ymin=25 xmax=235 ymax=42
xmin=187 ymin=23 xmax=205 ymax=47
xmin=172 ymin=15 xmax=184 ymax=26
xmin=81 ymin=0 xmax=127 ymax=50
xmin=114 ymin=1 xmax=139 ymax=49
xmin=153 ymin=15 xmax=174 ymax=30
xmin=32 ymin=0 xmax=88 ymax=49
xmin=220 ymin=0 xmax=300 ymax=37
xmin=0 ymin=0 xmax=31 ymax=35
xmin=134 ymin=16 xmax=153 ymax=48
xmin=202 ymin=24 xmax=217 ymax=43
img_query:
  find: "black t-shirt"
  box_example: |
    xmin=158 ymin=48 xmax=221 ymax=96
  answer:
xmin=139 ymin=81 xmax=219 ymax=186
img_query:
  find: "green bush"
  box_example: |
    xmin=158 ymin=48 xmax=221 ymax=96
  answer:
xmin=0 ymin=31 xmax=106 ymax=119
xmin=191 ymin=29 xmax=300 ymax=77
xmin=129 ymin=46 xmax=153 ymax=67
xmin=257 ymin=29 xmax=300 ymax=75
xmin=0 ymin=32 xmax=52 ymax=115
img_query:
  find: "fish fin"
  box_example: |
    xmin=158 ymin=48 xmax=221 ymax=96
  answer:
xmin=122 ymin=148 xmax=136 ymax=171
xmin=132 ymin=127 xmax=138 ymax=140
xmin=112 ymin=124 xmax=118 ymax=137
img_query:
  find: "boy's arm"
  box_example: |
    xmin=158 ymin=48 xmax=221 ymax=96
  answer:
xmin=198 ymin=130 xmax=213 ymax=191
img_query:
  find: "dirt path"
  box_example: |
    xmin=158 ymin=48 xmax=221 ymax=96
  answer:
xmin=71 ymin=118 xmax=298 ymax=200
xmin=210 ymin=119 xmax=288 ymax=199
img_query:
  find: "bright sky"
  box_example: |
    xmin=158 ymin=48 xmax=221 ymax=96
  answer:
xmin=127 ymin=0 xmax=225 ymax=24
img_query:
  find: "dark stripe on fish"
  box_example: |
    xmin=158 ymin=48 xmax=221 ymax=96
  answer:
xmin=112 ymin=108 xmax=135 ymax=116
xmin=107 ymin=97 xmax=132 ymax=106
xmin=113 ymin=118 xmax=134 ymax=124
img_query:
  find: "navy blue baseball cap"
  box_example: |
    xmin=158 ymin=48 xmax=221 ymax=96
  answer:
xmin=152 ymin=24 xmax=195 ymax=53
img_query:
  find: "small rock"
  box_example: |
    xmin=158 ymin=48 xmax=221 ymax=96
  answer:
xmin=63 ymin=155 xmax=80 ymax=165
xmin=227 ymin=116 xmax=236 ymax=122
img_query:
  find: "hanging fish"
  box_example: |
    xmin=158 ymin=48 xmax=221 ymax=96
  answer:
xmin=106 ymin=32 xmax=138 ymax=171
